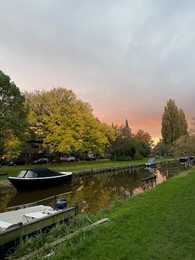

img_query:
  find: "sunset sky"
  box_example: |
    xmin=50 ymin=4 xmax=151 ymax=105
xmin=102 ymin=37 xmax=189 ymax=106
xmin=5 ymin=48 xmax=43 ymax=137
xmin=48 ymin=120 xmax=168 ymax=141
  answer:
xmin=1 ymin=0 xmax=195 ymax=142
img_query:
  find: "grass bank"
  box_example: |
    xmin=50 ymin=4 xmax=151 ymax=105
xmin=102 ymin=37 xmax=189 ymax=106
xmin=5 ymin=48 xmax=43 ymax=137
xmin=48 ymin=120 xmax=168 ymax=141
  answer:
xmin=0 ymin=159 xmax=147 ymax=181
xmin=0 ymin=157 xmax=176 ymax=181
xmin=12 ymin=168 xmax=195 ymax=260
xmin=51 ymin=169 xmax=195 ymax=260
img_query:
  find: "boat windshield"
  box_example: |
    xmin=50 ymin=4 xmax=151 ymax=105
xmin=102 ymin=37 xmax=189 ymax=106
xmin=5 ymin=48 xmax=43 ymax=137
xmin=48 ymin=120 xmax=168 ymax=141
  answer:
xmin=25 ymin=170 xmax=38 ymax=178
xmin=18 ymin=170 xmax=27 ymax=178
xmin=18 ymin=170 xmax=38 ymax=178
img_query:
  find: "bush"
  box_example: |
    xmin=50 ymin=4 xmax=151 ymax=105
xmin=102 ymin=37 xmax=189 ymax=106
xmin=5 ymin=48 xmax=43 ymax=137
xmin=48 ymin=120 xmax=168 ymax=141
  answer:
xmin=115 ymin=155 xmax=132 ymax=161
xmin=133 ymin=152 xmax=144 ymax=160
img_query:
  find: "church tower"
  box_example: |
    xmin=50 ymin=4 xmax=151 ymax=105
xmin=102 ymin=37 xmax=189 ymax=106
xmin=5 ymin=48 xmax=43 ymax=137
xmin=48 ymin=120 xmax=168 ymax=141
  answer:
xmin=123 ymin=119 xmax=131 ymax=136
xmin=125 ymin=119 xmax=129 ymax=129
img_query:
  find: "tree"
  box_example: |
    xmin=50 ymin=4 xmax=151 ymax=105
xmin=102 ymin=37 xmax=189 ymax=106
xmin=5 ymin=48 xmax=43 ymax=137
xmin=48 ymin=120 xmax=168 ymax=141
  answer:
xmin=26 ymin=88 xmax=115 ymax=156
xmin=109 ymin=125 xmax=150 ymax=161
xmin=4 ymin=136 xmax=25 ymax=158
xmin=134 ymin=129 xmax=154 ymax=148
xmin=161 ymin=99 xmax=188 ymax=145
xmin=0 ymin=70 xmax=28 ymax=157
xmin=178 ymin=108 xmax=188 ymax=136
xmin=153 ymin=139 xmax=171 ymax=157
xmin=134 ymin=139 xmax=151 ymax=158
xmin=173 ymin=135 xmax=195 ymax=157
xmin=110 ymin=136 xmax=135 ymax=161
xmin=189 ymin=117 xmax=195 ymax=135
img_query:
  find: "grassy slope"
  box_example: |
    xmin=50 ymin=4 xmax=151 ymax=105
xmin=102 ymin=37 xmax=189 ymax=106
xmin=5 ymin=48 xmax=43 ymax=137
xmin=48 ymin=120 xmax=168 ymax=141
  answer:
xmin=51 ymin=169 xmax=195 ymax=260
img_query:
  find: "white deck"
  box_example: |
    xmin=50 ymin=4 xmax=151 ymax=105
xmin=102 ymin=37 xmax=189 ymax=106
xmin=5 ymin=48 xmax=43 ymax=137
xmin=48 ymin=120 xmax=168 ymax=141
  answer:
xmin=0 ymin=205 xmax=53 ymax=229
xmin=0 ymin=220 xmax=12 ymax=231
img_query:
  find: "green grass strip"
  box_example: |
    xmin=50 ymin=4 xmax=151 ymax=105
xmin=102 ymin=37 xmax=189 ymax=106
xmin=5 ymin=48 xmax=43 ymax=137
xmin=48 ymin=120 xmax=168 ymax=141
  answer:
xmin=50 ymin=169 xmax=195 ymax=260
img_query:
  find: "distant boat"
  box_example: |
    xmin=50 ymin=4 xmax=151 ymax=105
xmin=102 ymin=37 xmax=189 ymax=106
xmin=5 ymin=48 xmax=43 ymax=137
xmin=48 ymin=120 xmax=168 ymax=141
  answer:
xmin=0 ymin=199 xmax=78 ymax=257
xmin=8 ymin=168 xmax=72 ymax=191
xmin=179 ymin=156 xmax=194 ymax=169
xmin=179 ymin=156 xmax=194 ymax=165
xmin=179 ymin=157 xmax=189 ymax=164
xmin=144 ymin=158 xmax=157 ymax=168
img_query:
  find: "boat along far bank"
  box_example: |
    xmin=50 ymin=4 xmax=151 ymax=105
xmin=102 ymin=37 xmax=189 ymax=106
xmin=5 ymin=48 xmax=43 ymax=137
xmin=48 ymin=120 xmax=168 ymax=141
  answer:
xmin=8 ymin=168 xmax=72 ymax=191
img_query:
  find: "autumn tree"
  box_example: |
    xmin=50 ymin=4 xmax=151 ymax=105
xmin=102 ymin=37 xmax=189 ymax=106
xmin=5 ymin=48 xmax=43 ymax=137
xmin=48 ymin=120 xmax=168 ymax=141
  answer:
xmin=134 ymin=129 xmax=154 ymax=148
xmin=172 ymin=116 xmax=195 ymax=157
xmin=26 ymin=88 xmax=115 ymax=157
xmin=153 ymin=139 xmax=172 ymax=157
xmin=189 ymin=117 xmax=195 ymax=135
xmin=173 ymin=135 xmax=195 ymax=157
xmin=161 ymin=99 xmax=188 ymax=145
xmin=109 ymin=124 xmax=150 ymax=160
xmin=0 ymin=70 xmax=28 ymax=157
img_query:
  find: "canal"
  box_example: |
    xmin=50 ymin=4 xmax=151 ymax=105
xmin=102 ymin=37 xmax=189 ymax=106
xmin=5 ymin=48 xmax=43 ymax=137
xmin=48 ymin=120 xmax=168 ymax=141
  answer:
xmin=0 ymin=163 xmax=185 ymax=214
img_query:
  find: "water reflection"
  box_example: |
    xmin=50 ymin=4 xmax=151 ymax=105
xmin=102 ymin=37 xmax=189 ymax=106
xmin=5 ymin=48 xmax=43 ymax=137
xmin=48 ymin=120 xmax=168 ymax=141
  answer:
xmin=7 ymin=184 xmax=73 ymax=208
xmin=0 ymin=165 xmax=185 ymax=214
xmin=55 ymin=168 xmax=167 ymax=214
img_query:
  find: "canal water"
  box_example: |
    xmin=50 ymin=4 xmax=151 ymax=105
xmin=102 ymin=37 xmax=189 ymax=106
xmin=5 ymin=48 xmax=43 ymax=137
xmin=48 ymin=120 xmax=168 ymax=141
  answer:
xmin=0 ymin=164 xmax=185 ymax=214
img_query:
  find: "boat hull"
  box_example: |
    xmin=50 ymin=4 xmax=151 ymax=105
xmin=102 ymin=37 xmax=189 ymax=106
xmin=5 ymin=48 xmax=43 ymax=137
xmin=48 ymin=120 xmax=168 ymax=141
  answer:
xmin=8 ymin=174 xmax=72 ymax=191
xmin=144 ymin=163 xmax=157 ymax=168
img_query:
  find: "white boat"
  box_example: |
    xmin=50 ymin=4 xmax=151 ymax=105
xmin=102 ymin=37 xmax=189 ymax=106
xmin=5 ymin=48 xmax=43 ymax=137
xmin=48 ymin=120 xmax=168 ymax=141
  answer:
xmin=144 ymin=158 xmax=157 ymax=168
xmin=0 ymin=199 xmax=78 ymax=257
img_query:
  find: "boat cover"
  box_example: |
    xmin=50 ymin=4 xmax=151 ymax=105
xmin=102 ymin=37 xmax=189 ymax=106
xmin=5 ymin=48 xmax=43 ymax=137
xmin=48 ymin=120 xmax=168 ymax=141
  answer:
xmin=18 ymin=168 xmax=64 ymax=178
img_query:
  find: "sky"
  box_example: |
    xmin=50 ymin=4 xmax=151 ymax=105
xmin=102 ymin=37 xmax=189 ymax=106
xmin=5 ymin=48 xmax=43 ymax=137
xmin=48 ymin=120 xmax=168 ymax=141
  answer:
xmin=1 ymin=0 xmax=195 ymax=142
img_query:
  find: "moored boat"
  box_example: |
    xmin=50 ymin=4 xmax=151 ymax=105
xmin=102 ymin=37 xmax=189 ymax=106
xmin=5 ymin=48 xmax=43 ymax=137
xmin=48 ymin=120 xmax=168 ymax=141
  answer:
xmin=179 ymin=157 xmax=189 ymax=164
xmin=144 ymin=158 xmax=157 ymax=168
xmin=8 ymin=168 xmax=72 ymax=191
xmin=0 ymin=199 xmax=78 ymax=258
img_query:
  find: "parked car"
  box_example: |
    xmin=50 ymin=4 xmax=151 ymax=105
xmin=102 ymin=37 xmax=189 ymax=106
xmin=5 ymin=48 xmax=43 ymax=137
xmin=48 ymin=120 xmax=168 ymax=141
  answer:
xmin=33 ymin=158 xmax=49 ymax=165
xmin=65 ymin=156 xmax=76 ymax=162
xmin=0 ymin=160 xmax=7 ymax=166
xmin=86 ymin=154 xmax=96 ymax=161
xmin=8 ymin=159 xmax=27 ymax=166
xmin=60 ymin=156 xmax=76 ymax=163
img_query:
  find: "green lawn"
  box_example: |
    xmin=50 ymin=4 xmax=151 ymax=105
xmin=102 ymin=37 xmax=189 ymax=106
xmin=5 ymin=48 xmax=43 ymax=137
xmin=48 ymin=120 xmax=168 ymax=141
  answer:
xmin=0 ymin=159 xmax=147 ymax=180
xmin=48 ymin=169 xmax=195 ymax=260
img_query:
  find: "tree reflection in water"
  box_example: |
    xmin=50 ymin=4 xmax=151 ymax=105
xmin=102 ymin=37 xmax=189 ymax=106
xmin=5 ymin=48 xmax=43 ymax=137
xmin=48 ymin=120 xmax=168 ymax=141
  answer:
xmin=0 ymin=165 xmax=185 ymax=214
